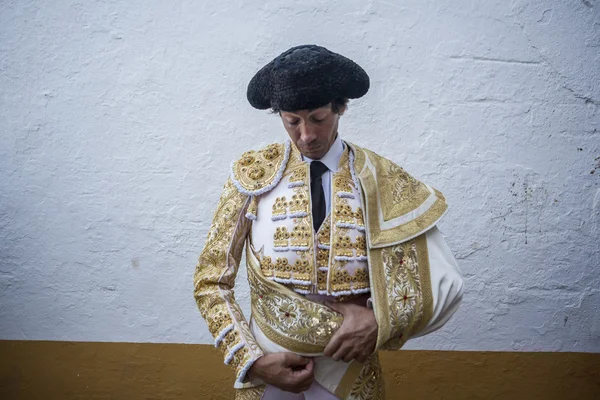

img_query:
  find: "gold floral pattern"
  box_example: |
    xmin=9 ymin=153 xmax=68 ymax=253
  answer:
xmin=193 ymin=178 xmax=264 ymax=381
xmin=368 ymin=232 xmax=432 ymax=351
xmin=234 ymin=385 xmax=266 ymax=400
xmin=348 ymin=353 xmax=385 ymax=400
xmin=247 ymin=245 xmax=343 ymax=353
xmin=381 ymin=239 xmax=423 ymax=343
xmin=352 ymin=144 xmax=447 ymax=248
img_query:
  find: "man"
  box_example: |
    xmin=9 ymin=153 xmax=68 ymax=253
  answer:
xmin=193 ymin=45 xmax=463 ymax=399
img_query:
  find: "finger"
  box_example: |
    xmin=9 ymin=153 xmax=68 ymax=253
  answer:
xmin=342 ymin=350 xmax=358 ymax=363
xmin=284 ymin=352 xmax=310 ymax=367
xmin=304 ymin=358 xmax=314 ymax=374
xmin=323 ymin=331 xmax=344 ymax=357
xmin=289 ymin=363 xmax=314 ymax=390
xmin=288 ymin=359 xmax=316 ymax=393
xmin=290 ymin=358 xmax=314 ymax=379
xmin=331 ymin=344 xmax=351 ymax=362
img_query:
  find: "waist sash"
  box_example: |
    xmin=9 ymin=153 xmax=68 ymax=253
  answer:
xmin=246 ymin=243 xmax=385 ymax=399
xmin=246 ymin=244 xmax=343 ymax=354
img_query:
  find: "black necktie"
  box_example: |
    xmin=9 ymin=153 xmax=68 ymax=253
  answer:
xmin=310 ymin=161 xmax=328 ymax=232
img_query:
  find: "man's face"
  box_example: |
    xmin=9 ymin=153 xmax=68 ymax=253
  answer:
xmin=280 ymin=103 xmax=345 ymax=160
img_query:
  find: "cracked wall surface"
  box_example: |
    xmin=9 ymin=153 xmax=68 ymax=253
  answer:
xmin=0 ymin=0 xmax=598 ymax=352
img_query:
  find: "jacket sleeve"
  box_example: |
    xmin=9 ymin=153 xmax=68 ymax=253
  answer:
xmin=193 ymin=177 xmax=265 ymax=384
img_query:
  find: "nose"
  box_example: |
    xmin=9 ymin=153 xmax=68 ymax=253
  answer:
xmin=299 ymin=123 xmax=317 ymax=144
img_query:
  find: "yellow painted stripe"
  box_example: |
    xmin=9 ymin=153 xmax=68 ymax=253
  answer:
xmin=1 ymin=340 xmax=599 ymax=399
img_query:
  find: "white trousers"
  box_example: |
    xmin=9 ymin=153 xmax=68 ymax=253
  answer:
xmin=262 ymin=380 xmax=340 ymax=400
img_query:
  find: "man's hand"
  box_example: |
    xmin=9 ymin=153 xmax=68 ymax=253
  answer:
xmin=247 ymin=353 xmax=315 ymax=393
xmin=323 ymin=301 xmax=378 ymax=363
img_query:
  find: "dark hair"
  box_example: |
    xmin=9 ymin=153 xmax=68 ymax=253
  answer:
xmin=271 ymin=97 xmax=349 ymax=115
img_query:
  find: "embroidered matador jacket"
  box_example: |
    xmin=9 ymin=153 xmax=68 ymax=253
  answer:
xmin=193 ymin=138 xmax=464 ymax=399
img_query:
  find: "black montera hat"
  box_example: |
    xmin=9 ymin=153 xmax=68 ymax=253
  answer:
xmin=247 ymin=44 xmax=370 ymax=111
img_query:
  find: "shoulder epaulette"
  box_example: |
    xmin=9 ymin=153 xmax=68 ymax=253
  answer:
xmin=230 ymin=140 xmax=291 ymax=196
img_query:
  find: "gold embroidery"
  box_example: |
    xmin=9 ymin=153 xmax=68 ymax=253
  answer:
xmin=317 ymin=248 xmax=329 ymax=268
xmin=289 ymin=192 xmax=309 ymax=215
xmin=333 ymin=235 xmax=354 ymax=257
xmin=259 ymin=256 xmax=313 ymax=283
xmin=334 ymin=203 xmax=355 ymax=225
xmin=354 ymin=207 xmax=365 ymax=230
xmin=317 ymin=219 xmax=331 ymax=293
xmin=286 ymin=144 xmax=306 ymax=172
xmin=235 ymin=385 xmax=266 ymax=400
xmin=260 ymin=256 xmax=272 ymax=275
xmin=232 ymin=143 xmax=287 ymax=192
xmin=288 ymin=165 xmax=307 ymax=186
xmin=317 ymin=220 xmax=331 ymax=244
xmin=355 ymin=236 xmax=366 ymax=258
xmin=193 ymin=178 xmax=264 ymax=377
xmin=290 ymin=225 xmax=310 ymax=248
xmin=274 ymin=258 xmax=291 ymax=279
xmin=292 ymin=260 xmax=311 ymax=281
xmin=205 ymin=303 xmax=232 ymax=338
xmin=368 ymin=233 xmax=432 ymax=351
xmin=348 ymin=353 xmax=385 ymax=400
xmin=273 ymin=226 xmax=290 ymax=249
xmin=331 ymin=268 xmax=370 ymax=292
xmin=292 ymin=282 xmax=312 ymax=293
xmin=326 ymin=149 xmax=371 ymax=295
xmin=350 ymin=143 xmax=447 ymax=248
xmin=247 ymin=245 xmax=343 ymax=353
xmin=333 ymin=173 xmax=354 ymax=194
xmin=246 ymin=195 xmax=258 ymax=218
xmin=272 ymin=196 xmax=288 ymax=220
xmin=371 ymin=149 xmax=431 ymax=219
xmin=317 ymin=269 xmax=328 ymax=292
xmin=381 ymin=239 xmax=422 ymax=343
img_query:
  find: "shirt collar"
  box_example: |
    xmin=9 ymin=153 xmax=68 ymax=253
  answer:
xmin=302 ymin=135 xmax=344 ymax=173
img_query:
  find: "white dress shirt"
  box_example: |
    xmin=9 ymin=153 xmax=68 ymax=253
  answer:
xmin=302 ymin=135 xmax=345 ymax=216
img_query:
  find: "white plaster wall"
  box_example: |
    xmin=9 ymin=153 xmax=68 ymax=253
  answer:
xmin=0 ymin=0 xmax=598 ymax=352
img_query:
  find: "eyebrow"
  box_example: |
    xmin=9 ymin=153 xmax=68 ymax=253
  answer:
xmin=284 ymin=108 xmax=327 ymax=117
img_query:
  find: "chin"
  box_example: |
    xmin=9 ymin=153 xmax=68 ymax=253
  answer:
xmin=304 ymin=150 xmax=325 ymax=159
